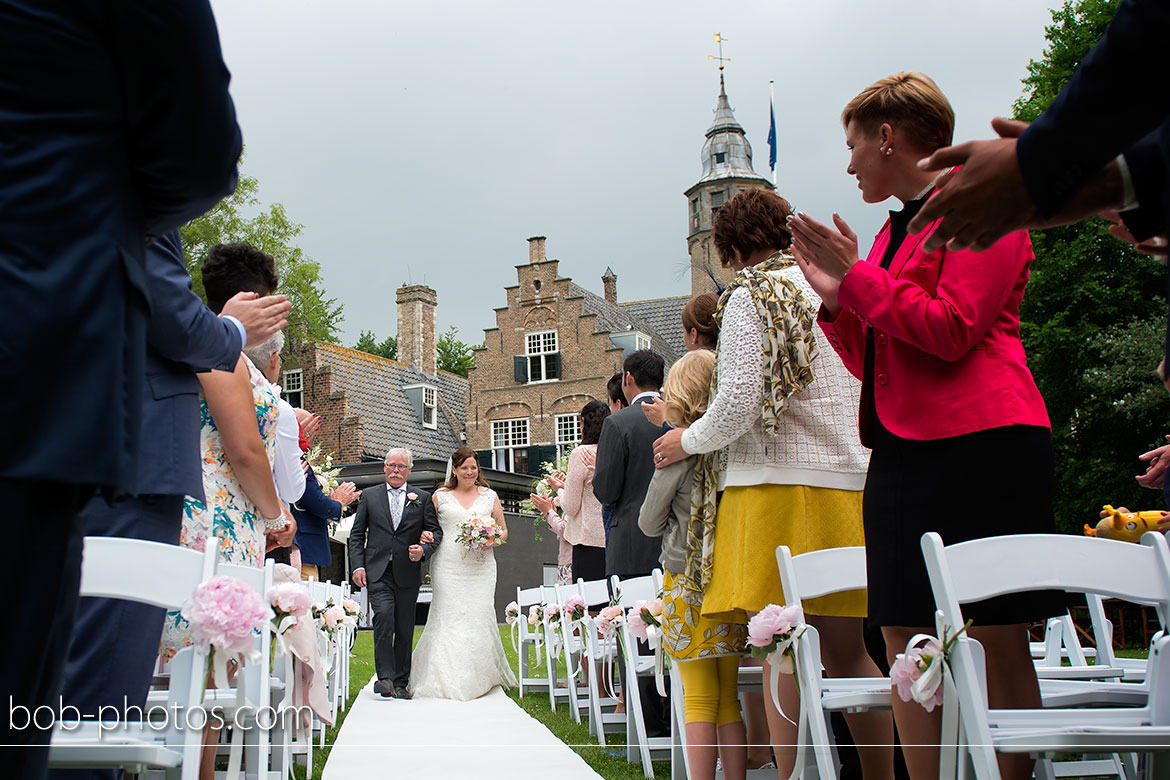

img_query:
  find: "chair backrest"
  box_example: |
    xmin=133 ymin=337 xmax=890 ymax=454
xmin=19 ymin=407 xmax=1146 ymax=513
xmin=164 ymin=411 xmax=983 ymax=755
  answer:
xmin=611 ymin=572 xmax=659 ymax=608
xmin=79 ymin=536 xmax=219 ymax=607
xmin=776 ymin=545 xmax=866 ymax=608
xmin=517 ymin=585 xmax=544 ymax=641
xmin=577 ymin=578 xmax=611 ymax=608
xmin=922 ymin=532 xmax=1170 ymax=634
xmin=216 ymin=559 xmax=276 ymax=703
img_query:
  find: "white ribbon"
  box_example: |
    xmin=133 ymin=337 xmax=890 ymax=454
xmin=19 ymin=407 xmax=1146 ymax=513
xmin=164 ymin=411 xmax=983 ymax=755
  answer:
xmin=508 ymin=616 xmax=521 ymax=653
xmin=646 ymin=624 xmax=667 ymax=698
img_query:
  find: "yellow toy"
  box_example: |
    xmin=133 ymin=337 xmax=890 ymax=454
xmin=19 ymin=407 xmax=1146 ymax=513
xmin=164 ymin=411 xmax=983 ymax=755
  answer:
xmin=1085 ymin=505 xmax=1168 ymax=543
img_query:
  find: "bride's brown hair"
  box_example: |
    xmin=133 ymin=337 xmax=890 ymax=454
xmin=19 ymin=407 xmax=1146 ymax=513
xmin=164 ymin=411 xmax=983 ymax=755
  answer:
xmin=443 ymin=445 xmax=491 ymax=490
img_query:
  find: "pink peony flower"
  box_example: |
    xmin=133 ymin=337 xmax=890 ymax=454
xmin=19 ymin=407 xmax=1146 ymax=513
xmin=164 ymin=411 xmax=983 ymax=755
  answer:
xmin=627 ymin=609 xmax=648 ymax=641
xmin=890 ymin=648 xmax=923 ymax=703
xmin=267 ymin=582 xmax=312 ymax=617
xmin=505 ymin=601 xmax=520 ymax=625
xmin=323 ymin=605 xmax=346 ymax=629
xmin=181 ymin=576 xmax=269 ymax=656
xmin=747 ymin=603 xmax=802 ymax=648
xmin=596 ymin=604 xmax=624 ymax=637
xmin=563 ymin=595 xmax=587 ymax=621
xmin=342 ymin=598 xmax=361 ymax=616
xmin=644 ymin=598 xmax=664 ymax=618
xmin=545 ymin=603 xmax=561 ymax=622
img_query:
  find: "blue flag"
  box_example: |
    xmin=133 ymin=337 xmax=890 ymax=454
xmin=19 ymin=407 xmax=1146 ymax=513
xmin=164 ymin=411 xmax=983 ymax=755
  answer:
xmin=767 ymin=98 xmax=777 ymax=172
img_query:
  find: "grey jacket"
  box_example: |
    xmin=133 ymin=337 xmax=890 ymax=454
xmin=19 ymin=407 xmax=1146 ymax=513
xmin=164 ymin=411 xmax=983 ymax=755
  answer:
xmin=637 ymin=459 xmax=693 ymax=576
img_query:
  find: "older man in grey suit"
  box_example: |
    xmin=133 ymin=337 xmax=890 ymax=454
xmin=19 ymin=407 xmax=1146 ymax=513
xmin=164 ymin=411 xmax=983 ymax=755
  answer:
xmin=349 ymin=448 xmax=441 ymax=699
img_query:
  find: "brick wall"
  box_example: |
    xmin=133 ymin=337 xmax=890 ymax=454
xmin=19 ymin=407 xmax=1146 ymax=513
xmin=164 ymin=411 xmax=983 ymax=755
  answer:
xmin=282 ymin=341 xmax=365 ymax=463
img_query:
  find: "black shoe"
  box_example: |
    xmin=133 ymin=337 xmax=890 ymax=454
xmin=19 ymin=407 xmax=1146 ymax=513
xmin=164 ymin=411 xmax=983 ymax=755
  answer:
xmin=373 ymin=679 xmax=395 ymax=697
xmin=393 ymin=685 xmax=412 ymax=700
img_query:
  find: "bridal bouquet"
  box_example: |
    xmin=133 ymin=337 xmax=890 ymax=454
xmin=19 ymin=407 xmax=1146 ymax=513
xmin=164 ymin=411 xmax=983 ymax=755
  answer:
xmin=455 ymin=513 xmax=505 ymax=553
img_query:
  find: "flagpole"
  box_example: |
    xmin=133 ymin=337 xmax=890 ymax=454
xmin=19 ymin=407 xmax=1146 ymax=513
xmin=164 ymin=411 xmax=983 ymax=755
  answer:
xmin=769 ymin=80 xmax=777 ymax=188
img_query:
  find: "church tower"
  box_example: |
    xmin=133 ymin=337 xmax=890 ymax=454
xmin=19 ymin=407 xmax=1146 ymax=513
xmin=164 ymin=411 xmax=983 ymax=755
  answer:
xmin=684 ymin=72 xmax=775 ymax=296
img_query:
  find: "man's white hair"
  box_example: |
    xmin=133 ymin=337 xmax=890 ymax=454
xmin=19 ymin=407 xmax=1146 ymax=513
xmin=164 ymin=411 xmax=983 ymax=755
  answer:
xmin=384 ymin=447 xmax=414 ymax=467
xmin=242 ymin=329 xmax=285 ymax=367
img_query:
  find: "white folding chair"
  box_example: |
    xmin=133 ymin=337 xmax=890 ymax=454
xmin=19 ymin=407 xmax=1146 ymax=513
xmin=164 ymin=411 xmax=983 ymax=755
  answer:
xmin=48 ymin=537 xmax=220 ymax=780
xmin=575 ymin=578 xmax=625 ymax=745
xmin=515 ymin=585 xmax=549 ymax=697
xmin=612 ymin=571 xmax=671 ymax=779
xmin=550 ymin=582 xmax=591 ymax=724
xmin=1086 ymin=594 xmax=1149 ymax=683
xmin=774 ymin=545 xmax=893 ymax=780
xmin=922 ymin=531 xmax=1170 ymax=780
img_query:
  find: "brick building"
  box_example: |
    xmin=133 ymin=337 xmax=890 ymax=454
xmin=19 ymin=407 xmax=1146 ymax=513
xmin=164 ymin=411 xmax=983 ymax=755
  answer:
xmin=465 ymin=236 xmax=683 ymax=475
xmin=280 ymin=283 xmax=469 ymax=465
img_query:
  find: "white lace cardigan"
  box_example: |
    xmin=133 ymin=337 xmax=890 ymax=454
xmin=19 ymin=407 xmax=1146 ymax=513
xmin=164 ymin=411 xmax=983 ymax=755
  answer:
xmin=680 ymin=265 xmax=870 ymax=491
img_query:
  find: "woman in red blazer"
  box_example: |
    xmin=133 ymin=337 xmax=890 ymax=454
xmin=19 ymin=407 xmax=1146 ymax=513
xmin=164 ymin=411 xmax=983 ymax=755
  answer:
xmin=789 ymin=72 xmax=1063 ymax=780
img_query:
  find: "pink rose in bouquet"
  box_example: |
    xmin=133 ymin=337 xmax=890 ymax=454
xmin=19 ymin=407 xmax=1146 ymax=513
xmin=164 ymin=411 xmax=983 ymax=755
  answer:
xmin=596 ymin=604 xmax=624 ymax=638
xmin=505 ymin=601 xmax=520 ymax=626
xmin=528 ymin=604 xmax=544 ymax=625
xmin=181 ymin=576 xmax=269 ymax=656
xmin=627 ymin=608 xmax=649 ymax=641
xmin=563 ymin=594 xmax=587 ymax=622
xmin=323 ymin=604 xmax=346 ymax=630
xmin=746 ymin=603 xmax=805 ymax=669
xmin=456 ymin=514 xmax=505 ymax=553
xmin=267 ymin=582 xmax=312 ymax=619
xmin=628 ymin=597 xmax=665 ymax=641
xmin=891 ymin=639 xmax=945 ymax=711
xmin=545 ymin=603 xmax=562 ymax=623
xmin=342 ymin=598 xmax=361 ymax=617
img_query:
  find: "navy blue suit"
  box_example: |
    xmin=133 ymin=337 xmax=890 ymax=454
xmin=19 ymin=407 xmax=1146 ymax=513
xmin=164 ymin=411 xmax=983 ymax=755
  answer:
xmin=293 ymin=463 xmax=344 ymax=568
xmin=0 ymin=2 xmax=240 ymax=773
xmin=51 ymin=231 xmax=241 ymax=780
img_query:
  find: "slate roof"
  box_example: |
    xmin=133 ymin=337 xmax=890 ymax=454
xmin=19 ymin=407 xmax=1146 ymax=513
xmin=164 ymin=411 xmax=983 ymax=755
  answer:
xmin=314 ymin=343 xmax=468 ymax=462
xmin=567 ymin=283 xmax=681 ymax=365
xmin=621 ymin=295 xmax=689 ymax=357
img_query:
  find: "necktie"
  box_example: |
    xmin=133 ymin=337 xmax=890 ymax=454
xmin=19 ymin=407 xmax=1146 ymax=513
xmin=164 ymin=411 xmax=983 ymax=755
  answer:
xmin=390 ymin=487 xmax=404 ymax=530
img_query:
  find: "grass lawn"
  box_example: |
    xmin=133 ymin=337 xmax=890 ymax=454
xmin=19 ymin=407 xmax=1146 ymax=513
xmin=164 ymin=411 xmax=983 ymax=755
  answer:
xmin=296 ymin=626 xmax=667 ymax=780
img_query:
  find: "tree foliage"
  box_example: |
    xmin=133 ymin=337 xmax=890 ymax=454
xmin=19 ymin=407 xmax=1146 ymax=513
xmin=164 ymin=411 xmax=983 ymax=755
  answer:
xmin=1013 ymin=0 xmax=1170 ymax=531
xmin=354 ymin=330 xmax=397 ymax=360
xmin=179 ymin=167 xmax=343 ymax=344
xmin=436 ymin=326 xmax=479 ymax=377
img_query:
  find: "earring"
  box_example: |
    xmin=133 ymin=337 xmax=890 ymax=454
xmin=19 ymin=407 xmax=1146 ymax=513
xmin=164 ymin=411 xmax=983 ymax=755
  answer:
xmin=884 ymin=147 xmax=893 ymax=156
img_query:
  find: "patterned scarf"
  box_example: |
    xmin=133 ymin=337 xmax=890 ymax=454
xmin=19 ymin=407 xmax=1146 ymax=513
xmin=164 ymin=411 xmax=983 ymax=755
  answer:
xmin=680 ymin=252 xmax=820 ymax=600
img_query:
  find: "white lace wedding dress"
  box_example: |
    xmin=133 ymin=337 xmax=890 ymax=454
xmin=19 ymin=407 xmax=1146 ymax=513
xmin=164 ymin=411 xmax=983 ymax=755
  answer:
xmin=408 ymin=487 xmax=517 ymax=700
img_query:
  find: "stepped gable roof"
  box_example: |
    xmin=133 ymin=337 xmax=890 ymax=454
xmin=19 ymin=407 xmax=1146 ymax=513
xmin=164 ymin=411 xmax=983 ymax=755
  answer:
xmin=567 ymin=282 xmax=681 ymax=365
xmin=621 ymin=295 xmax=689 ymax=357
xmin=314 ymin=342 xmax=468 ymax=462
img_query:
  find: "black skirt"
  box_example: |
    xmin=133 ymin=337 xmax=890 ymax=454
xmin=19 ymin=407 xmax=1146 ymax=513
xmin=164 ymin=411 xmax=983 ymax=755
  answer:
xmin=863 ymin=424 xmax=1067 ymax=628
xmin=572 ymin=544 xmax=606 ymax=584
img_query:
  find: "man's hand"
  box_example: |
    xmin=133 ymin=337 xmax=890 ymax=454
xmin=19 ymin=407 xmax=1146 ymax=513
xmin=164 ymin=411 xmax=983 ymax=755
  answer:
xmin=331 ymin=481 xmax=360 ymax=507
xmin=652 ymin=427 xmax=687 ymax=469
xmin=910 ymin=118 xmax=1038 ymax=254
xmin=578 ymin=447 xmax=596 ymax=470
xmin=220 ymin=292 xmax=291 ymax=347
xmin=642 ymin=396 xmax=667 ymax=428
xmin=294 ymin=408 xmax=323 ymax=442
xmin=408 ymin=544 xmax=424 ymax=563
xmin=1102 ymin=211 xmax=1169 ymax=260
xmin=352 ymin=568 xmax=367 ymax=588
xmin=420 ymin=531 xmax=435 ymax=544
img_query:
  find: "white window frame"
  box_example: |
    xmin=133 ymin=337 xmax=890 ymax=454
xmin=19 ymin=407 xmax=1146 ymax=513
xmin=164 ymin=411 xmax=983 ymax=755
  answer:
xmin=555 ymin=413 xmax=581 ymax=458
xmin=525 ymin=330 xmax=559 ymax=383
xmin=422 ymin=386 xmax=437 ymax=430
xmin=281 ymin=368 xmax=303 ymax=408
xmin=491 ymin=417 xmax=530 ymax=473
xmin=635 ymin=332 xmax=651 ymax=351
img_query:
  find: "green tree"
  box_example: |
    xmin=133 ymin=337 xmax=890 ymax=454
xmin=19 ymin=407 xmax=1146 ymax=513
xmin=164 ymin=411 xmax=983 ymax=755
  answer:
xmin=180 ymin=166 xmax=344 ymax=343
xmin=1013 ymin=0 xmax=1170 ymax=531
xmin=435 ymin=326 xmax=478 ymax=377
xmin=354 ymin=330 xmax=397 ymax=360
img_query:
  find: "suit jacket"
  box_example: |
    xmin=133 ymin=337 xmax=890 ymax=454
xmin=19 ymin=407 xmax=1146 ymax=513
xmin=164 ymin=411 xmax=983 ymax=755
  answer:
xmin=140 ymin=231 xmax=241 ymax=499
xmin=818 ymin=219 xmax=1049 ymax=447
xmin=0 ymin=0 xmax=241 ymax=492
xmin=592 ymin=397 xmax=664 ymax=577
xmin=293 ymin=463 xmax=344 ymax=567
xmin=1017 ymin=0 xmax=1170 ymax=226
xmin=348 ymin=483 xmax=441 ymax=589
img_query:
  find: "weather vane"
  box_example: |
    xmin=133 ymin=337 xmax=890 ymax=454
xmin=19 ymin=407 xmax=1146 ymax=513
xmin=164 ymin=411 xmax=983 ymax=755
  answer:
xmin=708 ymin=33 xmax=730 ymax=72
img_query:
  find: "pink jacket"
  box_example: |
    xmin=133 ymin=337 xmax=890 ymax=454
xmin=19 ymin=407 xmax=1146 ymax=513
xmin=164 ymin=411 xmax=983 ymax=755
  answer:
xmin=818 ymin=219 xmax=1049 ymax=446
xmin=560 ymin=445 xmax=605 ymax=548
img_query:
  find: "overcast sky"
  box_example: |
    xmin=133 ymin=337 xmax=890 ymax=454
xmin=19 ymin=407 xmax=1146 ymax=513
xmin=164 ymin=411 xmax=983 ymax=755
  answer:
xmin=208 ymin=0 xmax=1063 ymax=349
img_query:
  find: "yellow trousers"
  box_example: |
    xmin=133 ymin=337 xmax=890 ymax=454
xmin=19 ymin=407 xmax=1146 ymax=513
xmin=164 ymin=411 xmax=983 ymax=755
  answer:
xmin=674 ymin=655 xmax=743 ymax=726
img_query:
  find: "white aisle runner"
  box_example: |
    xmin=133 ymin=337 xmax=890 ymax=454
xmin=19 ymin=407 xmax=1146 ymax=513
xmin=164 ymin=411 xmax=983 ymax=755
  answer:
xmin=321 ymin=677 xmax=604 ymax=780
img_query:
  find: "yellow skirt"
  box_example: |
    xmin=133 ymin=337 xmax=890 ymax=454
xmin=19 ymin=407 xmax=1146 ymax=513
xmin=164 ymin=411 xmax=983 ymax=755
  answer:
xmin=701 ymin=483 xmax=867 ymax=622
xmin=662 ymin=570 xmax=747 ymax=660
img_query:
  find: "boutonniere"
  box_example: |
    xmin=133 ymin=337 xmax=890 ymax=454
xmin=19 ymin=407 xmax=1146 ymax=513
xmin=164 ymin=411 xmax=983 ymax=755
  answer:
xmin=406 ymin=492 xmax=421 ymax=507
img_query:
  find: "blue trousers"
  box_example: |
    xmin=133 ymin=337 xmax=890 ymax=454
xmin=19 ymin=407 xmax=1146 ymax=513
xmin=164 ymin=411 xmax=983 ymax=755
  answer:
xmin=48 ymin=493 xmax=183 ymax=780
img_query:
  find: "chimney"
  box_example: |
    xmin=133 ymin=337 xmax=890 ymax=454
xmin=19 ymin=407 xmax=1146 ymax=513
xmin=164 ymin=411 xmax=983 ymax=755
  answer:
xmin=396 ymin=284 xmax=438 ymax=376
xmin=602 ymin=267 xmax=617 ymax=304
xmin=527 ymin=235 xmax=547 ymax=264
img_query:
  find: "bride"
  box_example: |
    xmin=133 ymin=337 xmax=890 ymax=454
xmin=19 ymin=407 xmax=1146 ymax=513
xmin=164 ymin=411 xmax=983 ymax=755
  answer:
xmin=409 ymin=446 xmax=518 ymax=700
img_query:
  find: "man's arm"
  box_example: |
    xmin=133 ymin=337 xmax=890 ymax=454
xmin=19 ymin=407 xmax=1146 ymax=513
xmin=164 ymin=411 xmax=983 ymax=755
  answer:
xmin=420 ymin=493 xmax=442 ymax=560
xmin=144 ymin=231 xmax=240 ymax=372
xmin=348 ymin=494 xmax=370 ymax=583
xmin=591 ymin=416 xmax=627 ymax=506
xmin=113 ymin=0 xmax=242 ymax=234
xmin=272 ymin=400 xmax=306 ymax=504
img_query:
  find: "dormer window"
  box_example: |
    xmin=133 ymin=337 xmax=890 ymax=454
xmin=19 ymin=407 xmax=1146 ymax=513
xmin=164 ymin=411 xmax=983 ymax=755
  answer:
xmin=281 ymin=369 xmax=303 ymax=408
xmin=423 ymin=386 xmax=437 ymax=429
xmin=636 ymin=333 xmax=651 ymax=351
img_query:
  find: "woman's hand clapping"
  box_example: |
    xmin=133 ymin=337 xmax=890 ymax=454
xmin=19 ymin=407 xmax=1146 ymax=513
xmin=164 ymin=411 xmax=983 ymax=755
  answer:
xmin=788 ymin=212 xmax=861 ymax=316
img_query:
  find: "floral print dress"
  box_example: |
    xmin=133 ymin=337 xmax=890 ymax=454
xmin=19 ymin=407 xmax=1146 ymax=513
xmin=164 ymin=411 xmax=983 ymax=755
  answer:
xmin=160 ymin=356 xmax=280 ymax=660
